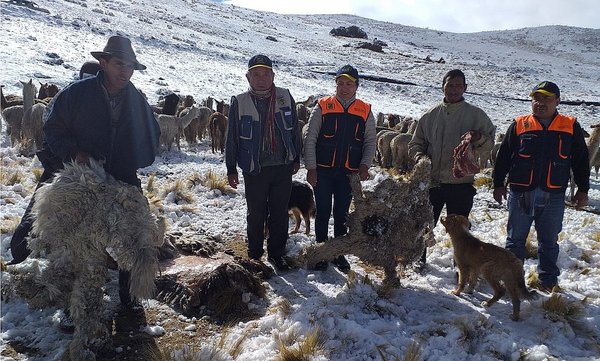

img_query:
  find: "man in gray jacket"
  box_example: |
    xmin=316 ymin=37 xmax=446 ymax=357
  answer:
xmin=409 ymin=69 xmax=495 ymax=269
xmin=304 ymin=65 xmax=377 ymax=272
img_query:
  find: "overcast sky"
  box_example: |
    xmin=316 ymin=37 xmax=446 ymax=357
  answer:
xmin=225 ymin=0 xmax=599 ymax=33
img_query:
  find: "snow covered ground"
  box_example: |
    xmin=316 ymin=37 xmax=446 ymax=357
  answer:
xmin=1 ymin=0 xmax=599 ymax=360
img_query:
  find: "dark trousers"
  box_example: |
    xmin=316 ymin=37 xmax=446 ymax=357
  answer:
xmin=243 ymin=164 xmax=293 ymax=259
xmin=314 ymin=168 xmax=353 ymax=243
xmin=9 ymin=169 xmax=56 ymax=264
xmin=421 ymin=183 xmax=476 ymax=263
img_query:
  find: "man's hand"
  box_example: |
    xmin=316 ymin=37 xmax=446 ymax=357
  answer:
xmin=467 ymin=130 xmax=482 ymax=143
xmin=493 ymin=186 xmax=507 ymax=205
xmin=573 ymin=190 xmax=589 ymax=209
xmin=292 ymin=162 xmax=300 ymax=175
xmin=228 ymin=174 xmax=239 ymax=189
xmin=306 ymin=169 xmax=317 ymax=187
xmin=359 ymin=164 xmax=370 ymax=181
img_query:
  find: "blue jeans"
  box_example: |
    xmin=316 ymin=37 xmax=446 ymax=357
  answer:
xmin=314 ymin=168 xmax=353 ymax=243
xmin=506 ymin=188 xmax=565 ymax=287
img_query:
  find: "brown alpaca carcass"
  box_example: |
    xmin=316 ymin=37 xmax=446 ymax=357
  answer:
xmin=209 ymin=112 xmax=227 ymax=154
xmin=299 ymin=157 xmax=434 ymax=285
xmin=155 ymin=233 xmax=273 ymax=317
xmin=11 ymin=160 xmax=164 ymax=361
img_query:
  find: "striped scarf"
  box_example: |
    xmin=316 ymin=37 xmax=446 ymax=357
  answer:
xmin=250 ymin=85 xmax=276 ymax=154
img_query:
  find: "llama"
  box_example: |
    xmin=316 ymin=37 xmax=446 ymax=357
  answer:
xmin=209 ymin=112 xmax=227 ymax=154
xmin=21 ymin=79 xmax=46 ymax=153
xmin=568 ymin=124 xmax=599 ymax=201
xmin=387 ymin=113 xmax=400 ymax=128
xmin=157 ymin=105 xmax=201 ymax=151
xmin=12 ymin=160 xmax=164 ymax=361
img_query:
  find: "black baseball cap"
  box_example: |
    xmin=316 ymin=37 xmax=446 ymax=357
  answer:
xmin=530 ymin=81 xmax=560 ymax=98
xmin=335 ymin=65 xmax=359 ymax=84
xmin=248 ymin=54 xmax=272 ymax=70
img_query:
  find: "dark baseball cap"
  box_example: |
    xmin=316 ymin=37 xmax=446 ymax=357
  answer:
xmin=335 ymin=65 xmax=359 ymax=84
xmin=530 ymin=81 xmax=560 ymax=98
xmin=248 ymin=54 xmax=272 ymax=70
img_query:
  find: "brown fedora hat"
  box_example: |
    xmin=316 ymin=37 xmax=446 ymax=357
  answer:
xmin=91 ymin=35 xmax=146 ymax=70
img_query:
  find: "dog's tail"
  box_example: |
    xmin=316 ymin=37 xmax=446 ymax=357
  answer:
xmin=519 ymin=278 xmax=539 ymax=300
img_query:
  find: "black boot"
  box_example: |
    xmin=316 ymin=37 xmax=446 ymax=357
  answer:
xmin=332 ymin=255 xmax=350 ymax=273
xmin=118 ymin=270 xmax=140 ymax=310
xmin=8 ymin=221 xmax=32 ymax=265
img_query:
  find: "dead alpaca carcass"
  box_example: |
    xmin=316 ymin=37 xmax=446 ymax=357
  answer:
xmin=300 ymin=157 xmax=434 ymax=285
xmin=12 ymin=160 xmax=164 ymax=361
xmin=155 ymin=234 xmax=274 ymax=317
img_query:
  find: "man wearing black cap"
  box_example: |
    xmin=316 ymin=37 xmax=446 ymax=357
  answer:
xmin=493 ymin=81 xmax=589 ymax=293
xmin=225 ymin=54 xmax=302 ymax=271
xmin=303 ymin=64 xmax=377 ymax=272
xmin=409 ymin=69 xmax=495 ymax=271
xmin=42 ymin=35 xmax=160 ymax=308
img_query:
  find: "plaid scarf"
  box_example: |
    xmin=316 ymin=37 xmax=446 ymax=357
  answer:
xmin=250 ymin=85 xmax=276 ymax=154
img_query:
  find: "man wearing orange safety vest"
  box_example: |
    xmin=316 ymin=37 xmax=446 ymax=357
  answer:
xmin=304 ymin=65 xmax=377 ymax=272
xmin=493 ymin=81 xmax=589 ymax=293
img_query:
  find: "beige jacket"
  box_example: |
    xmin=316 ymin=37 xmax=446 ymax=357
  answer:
xmin=408 ymin=100 xmax=495 ymax=185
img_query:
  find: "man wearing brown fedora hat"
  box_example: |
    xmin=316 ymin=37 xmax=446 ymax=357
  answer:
xmin=43 ymin=35 xmax=160 ymax=309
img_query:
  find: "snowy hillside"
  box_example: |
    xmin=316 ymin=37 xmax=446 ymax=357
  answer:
xmin=1 ymin=0 xmax=599 ymax=360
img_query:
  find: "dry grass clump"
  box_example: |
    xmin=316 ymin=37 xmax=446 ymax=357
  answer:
xmin=270 ymin=298 xmax=293 ymax=316
xmin=524 ymin=236 xmax=538 ymax=259
xmin=31 ymin=167 xmax=43 ymax=183
xmin=0 ymin=216 xmax=20 ymax=234
xmin=0 ymin=170 xmax=24 ymax=186
xmin=473 ymin=175 xmax=493 ymax=188
xmin=200 ymin=169 xmax=235 ymax=195
xmin=145 ymin=173 xmax=158 ymax=194
xmin=275 ymin=326 xmax=326 ymax=361
xmin=542 ymin=294 xmax=585 ymax=325
xmin=376 ymin=339 xmax=421 ymax=361
xmin=162 ymin=178 xmax=195 ymax=204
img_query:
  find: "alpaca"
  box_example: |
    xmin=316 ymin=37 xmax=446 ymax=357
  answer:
xmin=37 ymin=82 xmax=59 ymax=101
xmin=296 ymin=103 xmax=309 ymax=122
xmin=390 ymin=133 xmax=413 ymax=172
xmin=157 ymin=105 xmax=201 ymax=151
xmin=209 ymin=112 xmax=227 ymax=154
xmin=2 ymin=105 xmax=24 ymax=146
xmin=176 ymin=94 xmax=195 ymax=116
xmin=387 ymin=113 xmax=400 ymax=128
xmin=20 ymin=79 xmax=46 ymax=153
xmin=183 ymin=106 xmax=213 ymax=144
xmin=300 ymin=157 xmax=434 ymax=285
xmin=376 ymin=112 xmax=385 ymax=127
xmin=376 ymin=129 xmax=399 ymax=168
xmin=490 ymin=133 xmax=505 ymax=166
xmin=12 ymin=160 xmax=164 ymax=361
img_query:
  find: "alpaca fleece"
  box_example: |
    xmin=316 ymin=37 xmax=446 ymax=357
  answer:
xmin=16 ymin=160 xmax=163 ymax=361
xmin=300 ymin=157 xmax=434 ymax=285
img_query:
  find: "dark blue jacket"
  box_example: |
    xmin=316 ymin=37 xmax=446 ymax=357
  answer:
xmin=44 ymin=71 xmax=160 ymax=185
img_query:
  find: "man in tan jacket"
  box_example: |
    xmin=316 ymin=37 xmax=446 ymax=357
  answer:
xmin=409 ymin=69 xmax=495 ymax=269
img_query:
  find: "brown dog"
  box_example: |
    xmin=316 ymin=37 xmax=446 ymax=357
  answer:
xmin=440 ymin=214 xmax=538 ymax=321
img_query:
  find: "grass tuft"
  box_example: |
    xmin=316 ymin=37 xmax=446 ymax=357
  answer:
xmin=276 ymin=326 xmax=326 ymax=361
xmin=542 ymin=294 xmax=585 ymax=325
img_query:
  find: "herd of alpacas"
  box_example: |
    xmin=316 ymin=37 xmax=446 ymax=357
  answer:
xmin=2 ymin=80 xmax=600 ymax=360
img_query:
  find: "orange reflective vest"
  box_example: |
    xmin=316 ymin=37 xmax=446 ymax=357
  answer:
xmin=315 ymin=96 xmax=370 ymax=171
xmin=508 ymin=113 xmax=576 ymax=191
